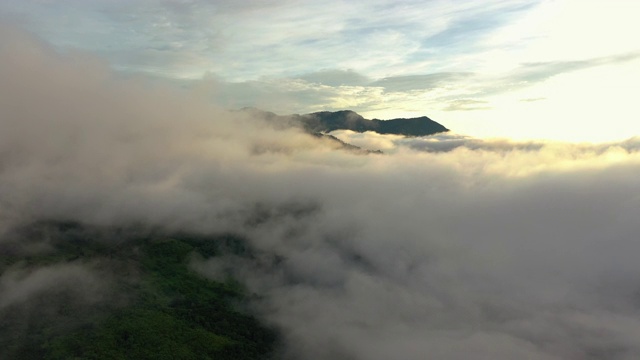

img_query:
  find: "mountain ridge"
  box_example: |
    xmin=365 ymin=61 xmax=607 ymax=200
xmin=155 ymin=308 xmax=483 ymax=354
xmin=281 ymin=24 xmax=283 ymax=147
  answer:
xmin=242 ymin=108 xmax=449 ymax=137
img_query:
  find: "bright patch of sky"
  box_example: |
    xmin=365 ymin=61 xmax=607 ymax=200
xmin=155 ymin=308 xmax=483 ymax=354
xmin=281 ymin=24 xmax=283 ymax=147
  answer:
xmin=2 ymin=0 xmax=639 ymax=142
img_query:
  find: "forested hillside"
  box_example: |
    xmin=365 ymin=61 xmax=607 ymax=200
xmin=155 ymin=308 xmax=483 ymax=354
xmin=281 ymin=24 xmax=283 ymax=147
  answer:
xmin=0 ymin=222 xmax=279 ymax=360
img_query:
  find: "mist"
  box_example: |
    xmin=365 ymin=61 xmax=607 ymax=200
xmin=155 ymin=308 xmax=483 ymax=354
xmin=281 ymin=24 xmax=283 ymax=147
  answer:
xmin=2 ymin=27 xmax=640 ymax=359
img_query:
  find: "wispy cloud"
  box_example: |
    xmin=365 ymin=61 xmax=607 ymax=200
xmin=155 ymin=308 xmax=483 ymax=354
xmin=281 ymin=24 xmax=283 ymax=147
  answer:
xmin=2 ymin=1 xmax=639 ymax=139
xmin=506 ymin=51 xmax=640 ymax=85
xmin=0 ymin=0 xmax=537 ymax=80
xmin=370 ymin=72 xmax=474 ymax=92
xmin=199 ymin=49 xmax=640 ymax=119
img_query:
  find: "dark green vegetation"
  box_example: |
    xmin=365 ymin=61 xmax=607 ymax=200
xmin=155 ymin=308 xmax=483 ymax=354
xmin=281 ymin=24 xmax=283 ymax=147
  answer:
xmin=241 ymin=108 xmax=449 ymax=137
xmin=301 ymin=110 xmax=449 ymax=137
xmin=0 ymin=222 xmax=279 ymax=360
xmin=309 ymin=132 xmax=383 ymax=154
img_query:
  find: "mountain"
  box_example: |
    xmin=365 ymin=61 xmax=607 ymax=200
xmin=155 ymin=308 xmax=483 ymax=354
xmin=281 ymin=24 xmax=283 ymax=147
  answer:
xmin=310 ymin=131 xmax=383 ymax=154
xmin=241 ymin=108 xmax=449 ymax=137
xmin=299 ymin=110 xmax=449 ymax=136
xmin=0 ymin=222 xmax=280 ymax=360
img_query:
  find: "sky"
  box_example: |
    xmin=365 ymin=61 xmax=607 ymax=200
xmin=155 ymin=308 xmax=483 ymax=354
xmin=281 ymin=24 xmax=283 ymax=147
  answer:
xmin=1 ymin=0 xmax=639 ymax=141
xmin=3 ymin=13 xmax=640 ymax=359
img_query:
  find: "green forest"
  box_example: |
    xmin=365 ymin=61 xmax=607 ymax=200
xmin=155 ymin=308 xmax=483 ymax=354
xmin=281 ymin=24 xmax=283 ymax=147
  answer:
xmin=0 ymin=222 xmax=279 ymax=360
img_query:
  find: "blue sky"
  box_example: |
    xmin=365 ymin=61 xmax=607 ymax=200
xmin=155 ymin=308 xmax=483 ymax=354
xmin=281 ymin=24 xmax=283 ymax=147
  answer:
xmin=2 ymin=0 xmax=639 ymax=141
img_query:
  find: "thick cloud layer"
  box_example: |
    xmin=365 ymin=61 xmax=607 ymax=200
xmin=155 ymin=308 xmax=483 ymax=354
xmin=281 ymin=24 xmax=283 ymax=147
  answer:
xmin=3 ymin=27 xmax=640 ymax=359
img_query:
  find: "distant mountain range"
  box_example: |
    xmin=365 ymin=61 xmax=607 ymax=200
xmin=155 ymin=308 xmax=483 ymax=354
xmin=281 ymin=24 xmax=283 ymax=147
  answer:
xmin=242 ymin=108 xmax=449 ymax=137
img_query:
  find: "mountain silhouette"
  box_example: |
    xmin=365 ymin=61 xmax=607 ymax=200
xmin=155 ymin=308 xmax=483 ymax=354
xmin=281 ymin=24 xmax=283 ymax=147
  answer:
xmin=241 ymin=108 xmax=449 ymax=137
xmin=300 ymin=110 xmax=448 ymax=136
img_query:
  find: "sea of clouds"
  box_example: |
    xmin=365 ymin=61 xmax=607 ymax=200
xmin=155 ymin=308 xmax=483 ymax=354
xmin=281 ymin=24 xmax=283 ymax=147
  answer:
xmin=2 ymin=25 xmax=640 ymax=360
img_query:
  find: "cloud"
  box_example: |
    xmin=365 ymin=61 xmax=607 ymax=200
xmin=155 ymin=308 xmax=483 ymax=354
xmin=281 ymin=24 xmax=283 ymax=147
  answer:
xmin=3 ymin=26 xmax=640 ymax=360
xmin=328 ymin=130 xmax=400 ymax=152
xmin=192 ymin=141 xmax=640 ymax=358
xmin=505 ymin=52 xmax=640 ymax=86
xmin=442 ymin=98 xmax=491 ymax=111
xmin=520 ymin=97 xmax=545 ymax=102
xmin=192 ymin=76 xmax=393 ymax=116
xmin=0 ymin=25 xmax=355 ymax=234
xmin=296 ymin=69 xmax=371 ymax=87
xmin=370 ymin=72 xmax=474 ymax=92
xmin=0 ymin=0 xmax=538 ymax=81
xmin=0 ymin=254 xmax=116 ymax=353
xmin=0 ymin=263 xmax=106 ymax=310
xmin=186 ymin=50 xmax=640 ymax=123
xmin=5 ymin=0 xmax=638 ymax=143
